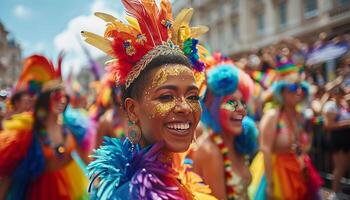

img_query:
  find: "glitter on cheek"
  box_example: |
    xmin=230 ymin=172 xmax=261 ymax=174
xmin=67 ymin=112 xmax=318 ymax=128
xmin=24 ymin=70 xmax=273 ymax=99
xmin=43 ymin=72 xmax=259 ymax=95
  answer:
xmin=187 ymin=100 xmax=201 ymax=114
xmin=150 ymin=101 xmax=176 ymax=118
xmin=220 ymin=100 xmax=238 ymax=111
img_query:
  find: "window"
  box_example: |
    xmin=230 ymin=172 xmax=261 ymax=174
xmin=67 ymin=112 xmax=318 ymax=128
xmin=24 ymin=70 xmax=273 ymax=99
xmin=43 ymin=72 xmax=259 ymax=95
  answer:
xmin=232 ymin=0 xmax=239 ymax=9
xmin=219 ymin=3 xmax=225 ymax=16
xmin=231 ymin=19 xmax=239 ymax=39
xmin=337 ymin=0 xmax=350 ymax=5
xmin=304 ymin=0 xmax=318 ymax=19
xmin=279 ymin=1 xmax=287 ymax=28
xmin=256 ymin=12 xmax=265 ymax=35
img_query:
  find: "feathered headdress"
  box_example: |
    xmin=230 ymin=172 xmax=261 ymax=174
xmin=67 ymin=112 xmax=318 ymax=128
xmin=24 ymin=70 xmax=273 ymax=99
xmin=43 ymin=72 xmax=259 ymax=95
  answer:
xmin=81 ymin=0 xmax=208 ymax=88
xmin=15 ymin=54 xmax=64 ymax=94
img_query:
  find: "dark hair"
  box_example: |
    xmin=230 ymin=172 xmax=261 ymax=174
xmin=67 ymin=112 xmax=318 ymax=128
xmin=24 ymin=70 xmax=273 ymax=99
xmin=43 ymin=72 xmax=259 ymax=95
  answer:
xmin=33 ymin=89 xmax=69 ymax=131
xmin=121 ymin=54 xmax=191 ymax=108
xmin=10 ymin=91 xmax=27 ymax=105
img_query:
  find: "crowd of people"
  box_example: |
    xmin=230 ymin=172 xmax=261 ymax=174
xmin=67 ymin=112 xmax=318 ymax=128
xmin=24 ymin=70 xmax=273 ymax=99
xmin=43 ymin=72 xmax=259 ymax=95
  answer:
xmin=0 ymin=0 xmax=349 ymax=200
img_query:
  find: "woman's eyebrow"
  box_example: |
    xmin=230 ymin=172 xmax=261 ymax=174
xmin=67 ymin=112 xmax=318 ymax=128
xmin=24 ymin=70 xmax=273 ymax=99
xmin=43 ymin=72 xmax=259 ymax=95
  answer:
xmin=154 ymin=85 xmax=178 ymax=92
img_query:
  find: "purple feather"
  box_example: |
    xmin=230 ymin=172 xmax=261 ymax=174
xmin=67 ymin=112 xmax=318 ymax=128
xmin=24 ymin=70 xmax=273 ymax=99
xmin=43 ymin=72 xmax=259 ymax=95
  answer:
xmin=129 ymin=142 xmax=184 ymax=199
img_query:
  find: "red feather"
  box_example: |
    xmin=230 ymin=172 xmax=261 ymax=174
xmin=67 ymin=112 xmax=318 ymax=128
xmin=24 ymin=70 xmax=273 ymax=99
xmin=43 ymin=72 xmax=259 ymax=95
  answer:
xmin=158 ymin=0 xmax=172 ymax=41
xmin=122 ymin=0 xmax=158 ymax=46
xmin=141 ymin=0 xmax=162 ymax=43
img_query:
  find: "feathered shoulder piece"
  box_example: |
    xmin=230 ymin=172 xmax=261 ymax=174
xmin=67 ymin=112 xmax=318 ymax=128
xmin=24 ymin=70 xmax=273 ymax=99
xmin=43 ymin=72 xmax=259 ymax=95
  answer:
xmin=82 ymin=0 xmax=208 ymax=88
xmin=15 ymin=54 xmax=64 ymax=94
xmin=0 ymin=112 xmax=34 ymax=176
xmin=88 ymin=137 xmax=217 ymax=199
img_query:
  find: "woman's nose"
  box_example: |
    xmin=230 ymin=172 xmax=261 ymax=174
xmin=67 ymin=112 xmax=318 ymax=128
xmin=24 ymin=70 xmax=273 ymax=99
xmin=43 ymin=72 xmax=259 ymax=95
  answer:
xmin=174 ymin=97 xmax=191 ymax=115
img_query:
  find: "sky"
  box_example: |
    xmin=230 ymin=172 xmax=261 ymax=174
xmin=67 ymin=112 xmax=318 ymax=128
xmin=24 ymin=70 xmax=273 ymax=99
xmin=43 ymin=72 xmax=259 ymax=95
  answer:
xmin=0 ymin=0 xmax=125 ymax=77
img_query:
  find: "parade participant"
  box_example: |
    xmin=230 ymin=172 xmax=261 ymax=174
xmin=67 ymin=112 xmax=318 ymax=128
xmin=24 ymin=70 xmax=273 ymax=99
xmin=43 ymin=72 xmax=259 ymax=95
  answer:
xmin=82 ymin=0 xmax=216 ymax=199
xmin=249 ymin=56 xmax=323 ymax=200
xmin=2 ymin=56 xmax=43 ymax=122
xmin=322 ymin=84 xmax=350 ymax=199
xmin=0 ymin=55 xmax=89 ymax=200
xmin=192 ymin=53 xmax=258 ymax=200
xmin=94 ymin=75 xmax=127 ymax=147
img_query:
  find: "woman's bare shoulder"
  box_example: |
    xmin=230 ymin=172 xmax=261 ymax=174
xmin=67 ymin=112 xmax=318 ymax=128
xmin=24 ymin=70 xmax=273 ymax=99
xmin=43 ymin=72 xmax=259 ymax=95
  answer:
xmin=195 ymin=136 xmax=222 ymax=159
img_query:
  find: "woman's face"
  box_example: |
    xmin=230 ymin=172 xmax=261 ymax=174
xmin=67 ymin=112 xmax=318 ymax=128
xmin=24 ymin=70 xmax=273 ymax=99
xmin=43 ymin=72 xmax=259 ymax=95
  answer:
xmin=126 ymin=64 xmax=201 ymax=153
xmin=50 ymin=89 xmax=68 ymax=115
xmin=282 ymin=83 xmax=305 ymax=106
xmin=17 ymin=93 xmax=36 ymax=112
xmin=219 ymin=91 xmax=246 ymax=135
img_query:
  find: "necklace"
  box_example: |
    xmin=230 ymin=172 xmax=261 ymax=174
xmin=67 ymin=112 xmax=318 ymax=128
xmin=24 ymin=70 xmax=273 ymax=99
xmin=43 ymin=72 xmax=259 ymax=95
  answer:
xmin=38 ymin=126 xmax=69 ymax=158
xmin=211 ymin=134 xmax=243 ymax=200
xmin=283 ymin=111 xmax=303 ymax=156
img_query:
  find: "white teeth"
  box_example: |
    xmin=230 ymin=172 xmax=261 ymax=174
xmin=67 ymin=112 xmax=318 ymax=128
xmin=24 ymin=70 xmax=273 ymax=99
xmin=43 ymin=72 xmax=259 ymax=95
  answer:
xmin=167 ymin=123 xmax=190 ymax=130
xmin=232 ymin=115 xmax=243 ymax=120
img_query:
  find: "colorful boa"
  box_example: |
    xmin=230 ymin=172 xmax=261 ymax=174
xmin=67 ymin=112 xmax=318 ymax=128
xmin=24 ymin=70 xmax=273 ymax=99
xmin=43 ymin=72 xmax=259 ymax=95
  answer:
xmin=88 ymin=137 xmax=217 ymax=200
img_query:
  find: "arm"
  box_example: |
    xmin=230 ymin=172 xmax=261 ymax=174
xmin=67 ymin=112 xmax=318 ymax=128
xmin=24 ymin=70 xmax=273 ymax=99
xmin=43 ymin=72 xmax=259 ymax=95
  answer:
xmin=259 ymin=109 xmax=278 ymax=189
xmin=192 ymin=140 xmax=227 ymax=200
xmin=323 ymin=113 xmax=350 ymax=131
xmin=96 ymin=117 xmax=114 ymax=148
xmin=322 ymin=104 xmax=350 ymax=131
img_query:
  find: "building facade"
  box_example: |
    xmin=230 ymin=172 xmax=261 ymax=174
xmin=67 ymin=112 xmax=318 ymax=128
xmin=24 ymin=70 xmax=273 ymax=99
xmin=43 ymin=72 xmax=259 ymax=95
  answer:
xmin=0 ymin=21 xmax=22 ymax=88
xmin=173 ymin=0 xmax=350 ymax=56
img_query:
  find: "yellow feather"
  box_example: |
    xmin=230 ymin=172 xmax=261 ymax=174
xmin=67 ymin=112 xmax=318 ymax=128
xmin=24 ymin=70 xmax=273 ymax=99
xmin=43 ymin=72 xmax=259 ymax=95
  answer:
xmin=125 ymin=16 xmax=141 ymax=33
xmin=190 ymin=26 xmax=209 ymax=38
xmin=104 ymin=59 xmax=118 ymax=65
xmin=173 ymin=8 xmax=193 ymax=32
xmin=173 ymin=8 xmax=193 ymax=44
xmin=81 ymin=31 xmax=113 ymax=55
xmin=95 ymin=12 xmax=117 ymax=23
xmin=95 ymin=12 xmax=137 ymax=35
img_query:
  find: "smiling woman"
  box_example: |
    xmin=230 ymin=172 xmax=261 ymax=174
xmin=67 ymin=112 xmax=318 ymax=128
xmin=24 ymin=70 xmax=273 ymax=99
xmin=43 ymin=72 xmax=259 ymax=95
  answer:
xmin=192 ymin=57 xmax=257 ymax=200
xmin=82 ymin=0 xmax=217 ymax=199
xmin=123 ymin=58 xmax=201 ymax=153
xmin=193 ymin=60 xmax=257 ymax=200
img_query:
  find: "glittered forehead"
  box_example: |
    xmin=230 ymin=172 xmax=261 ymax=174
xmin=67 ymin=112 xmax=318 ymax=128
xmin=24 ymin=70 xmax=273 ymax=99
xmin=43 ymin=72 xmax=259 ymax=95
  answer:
xmin=151 ymin=64 xmax=194 ymax=89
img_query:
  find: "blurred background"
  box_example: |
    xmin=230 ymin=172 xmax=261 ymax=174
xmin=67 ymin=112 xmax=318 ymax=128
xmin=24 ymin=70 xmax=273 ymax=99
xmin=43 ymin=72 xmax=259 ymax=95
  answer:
xmin=1 ymin=0 xmax=350 ymax=197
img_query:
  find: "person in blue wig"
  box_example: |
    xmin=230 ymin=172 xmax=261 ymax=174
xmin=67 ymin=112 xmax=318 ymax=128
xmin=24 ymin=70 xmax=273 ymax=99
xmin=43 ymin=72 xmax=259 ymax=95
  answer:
xmin=192 ymin=60 xmax=259 ymax=200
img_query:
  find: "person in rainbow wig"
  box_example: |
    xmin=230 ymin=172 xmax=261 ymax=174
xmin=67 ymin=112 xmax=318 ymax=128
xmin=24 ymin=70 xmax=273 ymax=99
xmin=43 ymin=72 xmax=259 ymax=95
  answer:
xmin=81 ymin=0 xmax=217 ymax=199
xmin=0 ymin=55 xmax=89 ymax=200
xmin=249 ymin=55 xmax=323 ymax=200
xmin=191 ymin=52 xmax=259 ymax=200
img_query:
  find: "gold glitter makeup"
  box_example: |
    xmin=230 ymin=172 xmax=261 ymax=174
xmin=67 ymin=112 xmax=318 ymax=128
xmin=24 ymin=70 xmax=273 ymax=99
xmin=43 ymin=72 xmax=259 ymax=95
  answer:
xmin=150 ymin=101 xmax=176 ymax=118
xmin=151 ymin=65 xmax=193 ymax=89
xmin=187 ymin=100 xmax=201 ymax=114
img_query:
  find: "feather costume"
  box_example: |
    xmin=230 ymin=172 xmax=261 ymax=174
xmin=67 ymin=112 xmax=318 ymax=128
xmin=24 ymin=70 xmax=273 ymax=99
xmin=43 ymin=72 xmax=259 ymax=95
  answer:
xmin=88 ymin=137 xmax=217 ymax=200
xmin=0 ymin=55 xmax=89 ymax=200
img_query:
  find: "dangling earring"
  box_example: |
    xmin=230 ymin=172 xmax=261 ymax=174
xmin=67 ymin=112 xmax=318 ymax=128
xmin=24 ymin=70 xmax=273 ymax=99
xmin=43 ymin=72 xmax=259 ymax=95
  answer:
xmin=127 ymin=120 xmax=141 ymax=145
